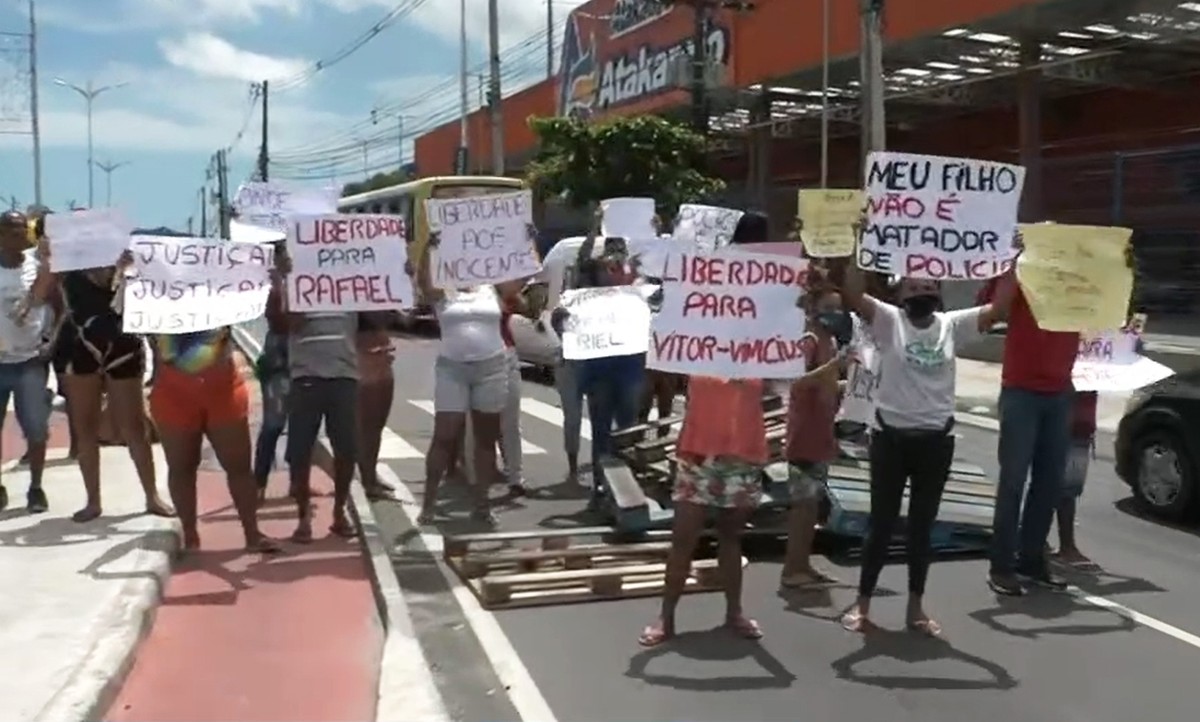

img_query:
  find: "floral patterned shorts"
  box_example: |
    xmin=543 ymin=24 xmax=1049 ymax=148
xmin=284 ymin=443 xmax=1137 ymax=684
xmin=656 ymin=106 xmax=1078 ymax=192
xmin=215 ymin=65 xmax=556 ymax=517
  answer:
xmin=673 ymin=457 xmax=763 ymax=509
xmin=787 ymin=461 xmax=829 ymax=502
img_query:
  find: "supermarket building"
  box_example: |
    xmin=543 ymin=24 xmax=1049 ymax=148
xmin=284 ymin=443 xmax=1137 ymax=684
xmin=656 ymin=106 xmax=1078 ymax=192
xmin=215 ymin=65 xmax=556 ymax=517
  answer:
xmin=414 ymin=0 xmax=1200 ymax=325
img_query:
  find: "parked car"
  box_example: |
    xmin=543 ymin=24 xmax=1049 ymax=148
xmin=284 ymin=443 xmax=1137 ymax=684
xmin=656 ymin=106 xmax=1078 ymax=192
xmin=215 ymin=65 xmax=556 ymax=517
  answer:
xmin=1115 ymin=369 xmax=1200 ymax=522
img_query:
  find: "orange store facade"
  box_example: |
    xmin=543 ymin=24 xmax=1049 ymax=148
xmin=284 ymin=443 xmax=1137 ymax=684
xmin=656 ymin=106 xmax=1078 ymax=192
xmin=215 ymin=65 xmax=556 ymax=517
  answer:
xmin=414 ymin=0 xmax=1200 ymax=319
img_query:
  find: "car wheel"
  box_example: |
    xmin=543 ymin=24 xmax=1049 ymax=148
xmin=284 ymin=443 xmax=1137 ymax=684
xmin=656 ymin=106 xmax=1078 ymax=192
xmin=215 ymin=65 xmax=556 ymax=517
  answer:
xmin=1131 ymin=429 xmax=1197 ymax=523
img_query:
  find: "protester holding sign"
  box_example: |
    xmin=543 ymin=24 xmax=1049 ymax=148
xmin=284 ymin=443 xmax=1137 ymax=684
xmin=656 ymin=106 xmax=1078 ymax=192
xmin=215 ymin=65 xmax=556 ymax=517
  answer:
xmin=638 ymin=212 xmax=776 ymax=648
xmin=979 ymin=237 xmax=1134 ymax=596
xmin=108 ymin=249 xmax=279 ymax=555
xmin=781 ymin=267 xmax=852 ymax=589
xmin=270 ymin=249 xmax=361 ymax=542
xmin=1052 ymin=390 xmax=1098 ymax=569
xmin=253 ymin=285 xmax=291 ymax=499
xmin=356 ymin=311 xmax=400 ymax=501
xmin=53 ymin=238 xmax=173 ymax=523
xmin=0 ymin=211 xmax=56 ymax=514
xmin=412 ymin=234 xmax=509 ymax=527
xmin=839 ymin=247 xmax=1017 ymax=635
xmin=553 ymin=231 xmax=644 ymax=509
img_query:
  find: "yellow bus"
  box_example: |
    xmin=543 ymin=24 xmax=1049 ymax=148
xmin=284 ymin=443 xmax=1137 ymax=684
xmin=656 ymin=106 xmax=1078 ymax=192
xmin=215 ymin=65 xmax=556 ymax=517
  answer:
xmin=339 ymin=175 xmax=525 ymax=319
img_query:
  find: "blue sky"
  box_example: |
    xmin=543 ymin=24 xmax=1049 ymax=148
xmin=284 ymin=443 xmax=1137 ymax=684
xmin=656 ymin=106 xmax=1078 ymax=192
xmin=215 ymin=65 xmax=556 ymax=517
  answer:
xmin=0 ymin=0 xmax=578 ymax=229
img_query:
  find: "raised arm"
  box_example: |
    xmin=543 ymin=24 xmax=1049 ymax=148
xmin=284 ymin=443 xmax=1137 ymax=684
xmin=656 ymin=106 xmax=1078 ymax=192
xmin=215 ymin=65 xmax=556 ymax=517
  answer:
xmin=412 ymin=233 xmax=446 ymax=304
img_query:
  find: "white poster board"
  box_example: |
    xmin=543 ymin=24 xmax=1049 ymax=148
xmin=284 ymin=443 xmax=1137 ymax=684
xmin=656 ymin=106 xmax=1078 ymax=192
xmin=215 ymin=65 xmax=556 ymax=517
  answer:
xmin=1072 ymin=330 xmax=1173 ymax=392
xmin=425 ymin=190 xmax=541 ymax=287
xmin=837 ymin=317 xmax=880 ymax=424
xmin=286 ymin=214 xmax=412 ymax=312
xmin=600 ymin=197 xmax=656 ymax=239
xmin=647 ymin=248 xmax=809 ymax=379
xmin=46 ymin=208 xmax=133 ymax=272
xmin=560 ymin=286 xmax=651 ymax=360
xmin=672 ymin=204 xmax=744 ymax=252
xmin=122 ymin=236 xmax=272 ymax=333
xmin=859 ymin=152 xmax=1024 ymax=280
xmin=233 ymin=181 xmax=339 ymax=240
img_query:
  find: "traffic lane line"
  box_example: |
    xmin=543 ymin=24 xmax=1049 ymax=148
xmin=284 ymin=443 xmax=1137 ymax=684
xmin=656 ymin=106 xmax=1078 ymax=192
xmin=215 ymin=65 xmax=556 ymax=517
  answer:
xmin=493 ymin=544 xmax=1200 ymax=722
xmin=952 ymin=420 xmax=1200 ymax=654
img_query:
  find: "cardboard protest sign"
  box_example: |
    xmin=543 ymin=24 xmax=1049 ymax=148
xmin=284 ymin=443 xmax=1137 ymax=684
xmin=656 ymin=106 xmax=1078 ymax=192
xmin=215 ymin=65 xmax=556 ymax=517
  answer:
xmin=601 ymin=197 xmax=656 ymax=239
xmin=286 ymin=214 xmax=412 ymax=312
xmin=798 ymin=189 xmax=864 ymax=258
xmin=122 ymin=236 xmax=272 ymax=333
xmin=648 ymin=248 xmax=809 ymax=378
xmin=1016 ymin=223 xmax=1133 ymax=332
xmin=233 ymin=181 xmax=339 ymax=239
xmin=859 ymin=152 xmax=1024 ymax=279
xmin=837 ymin=318 xmax=880 ymax=424
xmin=560 ymin=286 xmax=651 ymax=360
xmin=46 ymin=208 xmax=134 ymax=272
xmin=1072 ymin=329 xmax=1173 ymax=392
xmin=425 ymin=190 xmax=541 ymax=287
xmin=671 ymin=204 xmax=744 ymax=252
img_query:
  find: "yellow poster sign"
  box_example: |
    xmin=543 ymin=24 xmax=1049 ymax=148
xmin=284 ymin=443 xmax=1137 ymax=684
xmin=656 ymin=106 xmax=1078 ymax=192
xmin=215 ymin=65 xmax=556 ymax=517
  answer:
xmin=797 ymin=189 xmax=864 ymax=258
xmin=1016 ymin=223 xmax=1133 ymax=332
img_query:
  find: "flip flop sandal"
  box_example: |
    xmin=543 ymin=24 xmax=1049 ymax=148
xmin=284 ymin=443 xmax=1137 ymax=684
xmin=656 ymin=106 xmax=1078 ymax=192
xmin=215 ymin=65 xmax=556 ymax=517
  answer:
xmin=249 ymin=538 xmax=285 ymax=555
xmin=330 ymin=520 xmax=357 ymax=538
xmin=728 ymin=617 xmax=763 ymax=640
xmin=840 ymin=611 xmax=876 ymax=633
xmin=638 ymin=625 xmax=671 ymax=648
xmin=365 ymin=486 xmax=397 ymax=502
xmin=906 ymin=618 xmax=943 ymax=637
xmin=781 ymin=570 xmax=839 ymax=588
xmin=290 ymin=526 xmax=314 ymax=544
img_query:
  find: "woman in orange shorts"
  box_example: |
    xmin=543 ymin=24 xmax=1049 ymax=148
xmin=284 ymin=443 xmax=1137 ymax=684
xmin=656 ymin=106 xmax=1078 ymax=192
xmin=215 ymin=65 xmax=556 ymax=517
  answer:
xmin=147 ymin=324 xmax=280 ymax=554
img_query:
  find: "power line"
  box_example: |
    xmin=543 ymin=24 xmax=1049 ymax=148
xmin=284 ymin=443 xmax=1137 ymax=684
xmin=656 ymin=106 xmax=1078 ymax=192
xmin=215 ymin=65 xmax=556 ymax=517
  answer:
xmin=270 ymin=28 xmax=556 ymax=177
xmin=272 ymin=0 xmax=432 ymax=93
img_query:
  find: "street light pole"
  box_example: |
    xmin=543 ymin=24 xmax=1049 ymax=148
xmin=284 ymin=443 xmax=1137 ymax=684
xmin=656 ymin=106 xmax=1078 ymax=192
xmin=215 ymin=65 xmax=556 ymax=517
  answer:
xmin=94 ymin=159 xmax=128 ymax=207
xmin=52 ymin=78 xmax=128 ymax=208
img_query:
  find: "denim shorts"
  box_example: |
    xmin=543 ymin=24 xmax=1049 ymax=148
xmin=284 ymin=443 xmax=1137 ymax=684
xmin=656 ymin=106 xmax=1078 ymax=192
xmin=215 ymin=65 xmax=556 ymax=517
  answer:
xmin=0 ymin=359 xmax=51 ymax=443
xmin=787 ymin=461 xmax=829 ymax=502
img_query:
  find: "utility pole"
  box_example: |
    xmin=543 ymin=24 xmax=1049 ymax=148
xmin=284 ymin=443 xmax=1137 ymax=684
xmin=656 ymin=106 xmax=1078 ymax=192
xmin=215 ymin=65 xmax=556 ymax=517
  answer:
xmin=487 ymin=0 xmax=504 ymax=174
xmin=457 ymin=0 xmax=468 ymax=174
xmin=216 ymin=149 xmax=229 ymax=239
xmin=859 ymin=0 xmax=886 ymax=167
xmin=257 ymin=80 xmax=269 ymax=181
xmin=94 ymin=159 xmax=128 ymax=206
xmin=546 ymin=0 xmax=554 ymax=79
xmin=187 ymin=216 xmax=193 ymax=235
xmin=689 ymin=0 xmax=712 ymax=135
xmin=28 ymin=0 xmax=42 ymax=206
xmin=199 ymin=187 xmax=207 ymax=237
xmin=53 ymin=77 xmax=128 ymax=208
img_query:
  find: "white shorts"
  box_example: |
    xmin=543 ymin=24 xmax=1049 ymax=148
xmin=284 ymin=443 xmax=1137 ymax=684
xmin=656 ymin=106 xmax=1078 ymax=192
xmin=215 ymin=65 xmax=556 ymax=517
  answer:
xmin=434 ymin=352 xmax=508 ymax=414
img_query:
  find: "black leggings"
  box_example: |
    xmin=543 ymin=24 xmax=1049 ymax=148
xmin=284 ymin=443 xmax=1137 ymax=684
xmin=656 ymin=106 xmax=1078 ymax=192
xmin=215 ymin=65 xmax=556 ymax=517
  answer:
xmin=857 ymin=426 xmax=954 ymax=598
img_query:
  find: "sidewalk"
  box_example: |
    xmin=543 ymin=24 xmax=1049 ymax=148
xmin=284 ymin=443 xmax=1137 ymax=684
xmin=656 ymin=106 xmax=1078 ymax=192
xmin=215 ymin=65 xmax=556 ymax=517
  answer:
xmin=0 ymin=360 xmax=386 ymax=722
xmin=0 ymin=407 xmax=178 ymax=722
xmin=956 ymin=358 xmax=1130 ymax=432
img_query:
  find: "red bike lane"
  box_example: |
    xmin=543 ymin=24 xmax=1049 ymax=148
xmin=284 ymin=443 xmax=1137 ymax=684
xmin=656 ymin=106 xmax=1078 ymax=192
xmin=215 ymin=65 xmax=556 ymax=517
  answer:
xmin=105 ymin=365 xmax=383 ymax=722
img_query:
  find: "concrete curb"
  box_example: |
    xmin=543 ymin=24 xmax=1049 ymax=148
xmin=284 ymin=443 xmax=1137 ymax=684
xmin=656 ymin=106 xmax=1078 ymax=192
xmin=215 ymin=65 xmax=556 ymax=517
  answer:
xmin=230 ymin=325 xmax=449 ymax=722
xmin=17 ymin=450 xmax=181 ymax=722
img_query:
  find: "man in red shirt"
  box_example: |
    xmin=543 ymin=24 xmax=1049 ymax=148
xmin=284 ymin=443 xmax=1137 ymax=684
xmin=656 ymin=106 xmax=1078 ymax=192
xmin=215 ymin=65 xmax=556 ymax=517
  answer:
xmin=977 ymin=272 xmax=1077 ymax=595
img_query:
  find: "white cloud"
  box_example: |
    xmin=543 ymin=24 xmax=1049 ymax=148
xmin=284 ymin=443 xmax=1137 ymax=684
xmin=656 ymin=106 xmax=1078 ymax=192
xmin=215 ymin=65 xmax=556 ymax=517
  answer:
xmin=159 ymin=32 xmax=308 ymax=82
xmin=37 ymin=0 xmax=305 ymax=33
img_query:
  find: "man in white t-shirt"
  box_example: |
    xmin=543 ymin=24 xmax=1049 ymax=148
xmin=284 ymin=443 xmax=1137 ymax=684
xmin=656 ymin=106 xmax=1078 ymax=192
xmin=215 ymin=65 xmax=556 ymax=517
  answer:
xmin=0 ymin=210 xmax=55 ymax=513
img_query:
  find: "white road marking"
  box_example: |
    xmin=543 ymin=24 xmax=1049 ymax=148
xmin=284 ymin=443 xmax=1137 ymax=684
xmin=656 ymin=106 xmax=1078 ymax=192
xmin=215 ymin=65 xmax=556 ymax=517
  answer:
xmin=376 ymin=460 xmax=558 ymax=722
xmin=519 ymin=397 xmax=592 ymax=440
xmin=408 ymin=400 xmax=548 ymax=455
xmin=954 ymin=411 xmax=1000 ymax=431
xmin=1070 ymin=587 xmax=1200 ymax=651
xmin=377 ymin=431 xmax=425 ymax=460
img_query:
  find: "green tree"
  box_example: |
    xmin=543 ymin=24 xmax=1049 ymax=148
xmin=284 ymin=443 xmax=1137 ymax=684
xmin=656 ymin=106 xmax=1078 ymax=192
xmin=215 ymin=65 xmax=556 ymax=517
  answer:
xmin=341 ymin=168 xmax=412 ymax=197
xmin=524 ymin=115 xmax=723 ymax=219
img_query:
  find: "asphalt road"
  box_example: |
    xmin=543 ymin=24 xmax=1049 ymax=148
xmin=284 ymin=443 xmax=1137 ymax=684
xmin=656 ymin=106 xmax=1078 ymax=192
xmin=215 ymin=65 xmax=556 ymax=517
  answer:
xmin=346 ymin=333 xmax=1200 ymax=722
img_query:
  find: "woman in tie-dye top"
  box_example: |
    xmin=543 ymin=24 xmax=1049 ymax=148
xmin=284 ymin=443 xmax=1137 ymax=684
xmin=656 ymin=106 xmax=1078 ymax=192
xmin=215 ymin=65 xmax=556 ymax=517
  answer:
xmin=147 ymin=323 xmax=279 ymax=555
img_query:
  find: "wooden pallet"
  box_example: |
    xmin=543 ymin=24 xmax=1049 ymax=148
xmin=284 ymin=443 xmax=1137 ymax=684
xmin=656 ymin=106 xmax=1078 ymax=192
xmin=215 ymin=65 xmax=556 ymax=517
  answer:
xmin=443 ymin=527 xmax=743 ymax=610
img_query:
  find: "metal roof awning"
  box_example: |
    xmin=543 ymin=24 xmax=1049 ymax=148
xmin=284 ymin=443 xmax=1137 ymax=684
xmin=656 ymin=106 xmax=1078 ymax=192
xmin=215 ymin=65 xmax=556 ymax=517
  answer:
xmin=706 ymin=0 xmax=1200 ymax=140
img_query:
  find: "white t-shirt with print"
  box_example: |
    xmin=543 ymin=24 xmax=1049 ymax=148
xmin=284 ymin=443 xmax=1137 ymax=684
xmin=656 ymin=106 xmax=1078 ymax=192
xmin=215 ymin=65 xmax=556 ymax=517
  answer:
xmin=868 ymin=297 xmax=984 ymax=430
xmin=0 ymin=250 xmax=48 ymax=364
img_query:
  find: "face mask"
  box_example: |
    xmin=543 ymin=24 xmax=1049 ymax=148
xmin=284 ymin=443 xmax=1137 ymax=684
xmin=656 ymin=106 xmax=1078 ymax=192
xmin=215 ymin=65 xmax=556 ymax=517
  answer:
xmin=816 ymin=310 xmax=852 ymax=347
xmin=902 ymin=294 xmax=939 ymax=321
